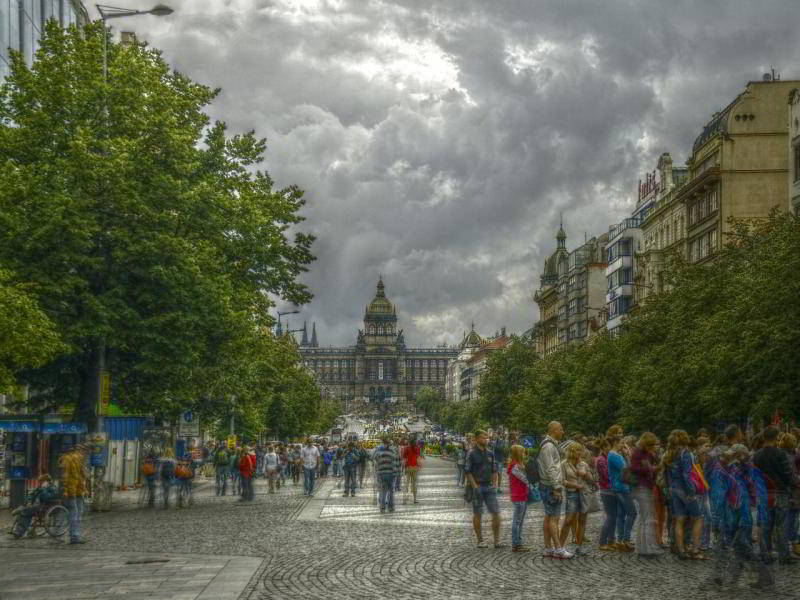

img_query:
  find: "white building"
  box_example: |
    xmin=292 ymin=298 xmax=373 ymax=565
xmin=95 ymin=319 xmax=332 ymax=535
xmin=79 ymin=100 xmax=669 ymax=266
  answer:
xmin=1 ymin=1 xmax=89 ymax=81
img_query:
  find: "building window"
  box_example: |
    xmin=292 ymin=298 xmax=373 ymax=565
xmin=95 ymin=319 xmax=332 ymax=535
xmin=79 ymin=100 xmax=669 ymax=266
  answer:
xmin=558 ymin=328 xmax=566 ymax=344
xmin=567 ymin=298 xmax=577 ymax=316
xmin=568 ymin=274 xmax=576 ymax=289
xmin=558 ymin=305 xmax=566 ymax=321
xmin=794 ymin=145 xmax=800 ymax=182
xmin=708 ymin=189 xmax=718 ymax=212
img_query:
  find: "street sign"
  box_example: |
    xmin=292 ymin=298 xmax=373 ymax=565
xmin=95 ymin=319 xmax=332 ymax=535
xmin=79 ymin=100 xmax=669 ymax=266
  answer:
xmin=98 ymin=371 xmax=111 ymax=416
xmin=521 ymin=436 xmax=534 ymax=449
xmin=179 ymin=411 xmax=200 ymax=437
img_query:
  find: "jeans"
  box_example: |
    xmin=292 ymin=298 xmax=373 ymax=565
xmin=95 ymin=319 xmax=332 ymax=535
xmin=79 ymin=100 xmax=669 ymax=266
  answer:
xmin=215 ymin=466 xmax=228 ymax=495
xmin=615 ymin=490 xmax=637 ymax=542
xmin=145 ymin=476 xmax=157 ymax=507
xmin=395 ymin=469 xmax=402 ymax=491
xmin=600 ymin=490 xmax=617 ymax=545
xmin=64 ymin=497 xmax=84 ymax=542
xmin=700 ymin=493 xmax=712 ymax=548
xmin=12 ymin=506 xmax=37 ymax=537
xmin=511 ymin=501 xmax=528 ymax=548
xmin=788 ymin=508 xmax=799 ymax=543
xmin=358 ymin=463 xmax=367 ymax=487
xmin=178 ymin=479 xmax=192 ymax=506
xmin=457 ymin=464 xmax=465 ymax=485
xmin=239 ymin=476 xmax=253 ymax=500
xmin=161 ymin=477 xmax=172 ymax=507
xmin=379 ymin=474 xmax=395 ymax=510
xmin=344 ymin=465 xmax=357 ymax=494
xmin=760 ymin=493 xmax=790 ymax=561
xmin=304 ymin=467 xmax=316 ymax=495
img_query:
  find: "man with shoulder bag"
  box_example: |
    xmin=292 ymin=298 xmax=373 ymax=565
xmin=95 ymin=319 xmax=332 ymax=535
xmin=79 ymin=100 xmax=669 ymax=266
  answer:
xmin=538 ymin=422 xmax=573 ymax=559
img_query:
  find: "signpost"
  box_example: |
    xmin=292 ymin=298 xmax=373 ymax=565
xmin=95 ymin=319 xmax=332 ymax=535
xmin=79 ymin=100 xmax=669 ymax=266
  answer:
xmin=98 ymin=370 xmax=111 ymax=416
xmin=179 ymin=411 xmax=200 ymax=437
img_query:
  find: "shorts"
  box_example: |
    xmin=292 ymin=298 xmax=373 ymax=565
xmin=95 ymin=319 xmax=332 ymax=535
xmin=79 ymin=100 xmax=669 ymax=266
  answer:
xmin=266 ymin=468 xmax=277 ymax=480
xmin=670 ymin=489 xmax=702 ymax=518
xmin=565 ymin=490 xmax=587 ymax=514
xmin=471 ymin=485 xmax=500 ymax=516
xmin=539 ymin=484 xmax=563 ymax=517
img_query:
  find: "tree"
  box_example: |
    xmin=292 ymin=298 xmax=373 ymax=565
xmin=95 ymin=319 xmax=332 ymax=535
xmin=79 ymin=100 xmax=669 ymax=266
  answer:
xmin=0 ymin=268 xmax=65 ymax=393
xmin=0 ymin=22 xmax=314 ymax=424
xmin=478 ymin=334 xmax=536 ymax=426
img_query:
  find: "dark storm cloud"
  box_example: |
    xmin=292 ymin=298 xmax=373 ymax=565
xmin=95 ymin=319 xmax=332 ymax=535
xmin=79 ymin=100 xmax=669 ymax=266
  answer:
xmin=107 ymin=0 xmax=800 ymax=346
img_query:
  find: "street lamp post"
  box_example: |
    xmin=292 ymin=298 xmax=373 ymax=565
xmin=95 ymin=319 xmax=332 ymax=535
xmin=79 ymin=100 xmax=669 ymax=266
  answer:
xmin=96 ymin=4 xmax=174 ymax=81
xmin=276 ymin=309 xmax=299 ymax=335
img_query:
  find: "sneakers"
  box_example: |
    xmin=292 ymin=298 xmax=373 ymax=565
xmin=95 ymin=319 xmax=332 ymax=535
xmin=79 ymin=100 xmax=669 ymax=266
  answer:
xmin=542 ymin=548 xmax=555 ymax=558
xmin=552 ymin=548 xmax=575 ymax=559
xmin=599 ymin=544 xmax=616 ymax=551
xmin=512 ymin=546 xmax=531 ymax=553
xmin=574 ymin=545 xmax=589 ymax=556
xmin=477 ymin=541 xmax=490 ymax=549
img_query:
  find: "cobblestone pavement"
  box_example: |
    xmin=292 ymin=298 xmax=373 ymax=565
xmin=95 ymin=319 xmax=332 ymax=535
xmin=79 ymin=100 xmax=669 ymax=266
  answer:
xmin=1 ymin=458 xmax=798 ymax=600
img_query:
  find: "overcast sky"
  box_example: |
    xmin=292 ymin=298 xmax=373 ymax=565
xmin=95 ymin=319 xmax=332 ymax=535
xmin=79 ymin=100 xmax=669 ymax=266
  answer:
xmin=99 ymin=0 xmax=800 ymax=347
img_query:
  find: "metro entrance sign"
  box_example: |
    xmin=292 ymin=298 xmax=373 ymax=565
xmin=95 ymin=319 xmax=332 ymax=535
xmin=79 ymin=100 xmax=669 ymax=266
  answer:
xmin=179 ymin=411 xmax=200 ymax=437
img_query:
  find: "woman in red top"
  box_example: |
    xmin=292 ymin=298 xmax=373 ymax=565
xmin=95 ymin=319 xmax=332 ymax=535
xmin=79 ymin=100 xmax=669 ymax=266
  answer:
xmin=403 ymin=439 xmax=423 ymax=504
xmin=508 ymin=444 xmax=532 ymax=552
xmin=239 ymin=447 xmax=256 ymax=502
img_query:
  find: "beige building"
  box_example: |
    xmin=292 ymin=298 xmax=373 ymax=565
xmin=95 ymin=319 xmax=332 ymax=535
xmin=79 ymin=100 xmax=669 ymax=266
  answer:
xmin=636 ymin=153 xmax=689 ymax=303
xmin=445 ymin=326 xmax=483 ymax=403
xmin=638 ymin=78 xmax=797 ymax=302
xmin=789 ymin=88 xmax=800 ymax=215
xmin=533 ymin=226 xmax=608 ymax=354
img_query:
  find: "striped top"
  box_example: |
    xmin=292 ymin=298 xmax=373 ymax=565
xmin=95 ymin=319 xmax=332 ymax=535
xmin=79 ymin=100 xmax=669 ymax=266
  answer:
xmin=373 ymin=446 xmax=397 ymax=476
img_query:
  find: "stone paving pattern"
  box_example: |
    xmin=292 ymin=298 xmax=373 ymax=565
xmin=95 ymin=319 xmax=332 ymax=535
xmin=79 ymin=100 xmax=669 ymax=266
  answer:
xmin=1 ymin=457 xmax=798 ymax=599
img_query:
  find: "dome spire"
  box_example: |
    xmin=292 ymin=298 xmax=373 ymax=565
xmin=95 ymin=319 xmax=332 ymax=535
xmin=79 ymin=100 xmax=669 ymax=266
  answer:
xmin=376 ymin=275 xmax=385 ymax=298
xmin=557 ymin=214 xmax=566 ymax=249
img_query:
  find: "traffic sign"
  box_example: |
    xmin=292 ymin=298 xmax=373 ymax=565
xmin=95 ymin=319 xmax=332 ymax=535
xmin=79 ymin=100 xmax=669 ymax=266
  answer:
xmin=521 ymin=436 xmax=534 ymax=449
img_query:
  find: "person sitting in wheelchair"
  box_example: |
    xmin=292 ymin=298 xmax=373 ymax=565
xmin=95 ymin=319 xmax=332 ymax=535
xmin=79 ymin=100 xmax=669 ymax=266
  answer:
xmin=11 ymin=474 xmax=60 ymax=538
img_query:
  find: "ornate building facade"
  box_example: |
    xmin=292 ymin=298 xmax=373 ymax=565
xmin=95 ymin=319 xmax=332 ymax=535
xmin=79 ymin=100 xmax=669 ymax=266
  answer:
xmin=298 ymin=278 xmax=458 ymax=413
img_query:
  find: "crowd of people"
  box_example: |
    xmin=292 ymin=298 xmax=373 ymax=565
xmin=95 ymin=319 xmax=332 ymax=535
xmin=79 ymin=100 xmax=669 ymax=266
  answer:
xmin=458 ymin=421 xmax=800 ymax=589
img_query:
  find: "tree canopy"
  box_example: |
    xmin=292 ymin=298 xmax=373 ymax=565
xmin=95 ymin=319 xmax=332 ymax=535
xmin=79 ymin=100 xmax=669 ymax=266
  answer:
xmin=0 ymin=21 xmax=323 ymax=434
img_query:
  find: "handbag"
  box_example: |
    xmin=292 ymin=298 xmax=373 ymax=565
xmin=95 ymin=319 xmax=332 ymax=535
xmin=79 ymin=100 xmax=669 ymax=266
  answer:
xmin=526 ymin=484 xmax=541 ymax=504
xmin=586 ymin=490 xmax=601 ymax=513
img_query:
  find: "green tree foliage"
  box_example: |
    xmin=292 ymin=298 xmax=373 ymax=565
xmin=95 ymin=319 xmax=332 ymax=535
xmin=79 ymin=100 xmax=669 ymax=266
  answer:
xmin=0 ymin=22 xmax=316 ymax=427
xmin=0 ymin=269 xmax=65 ymax=392
xmin=446 ymin=213 xmax=800 ymax=436
xmin=477 ymin=334 xmax=536 ymax=426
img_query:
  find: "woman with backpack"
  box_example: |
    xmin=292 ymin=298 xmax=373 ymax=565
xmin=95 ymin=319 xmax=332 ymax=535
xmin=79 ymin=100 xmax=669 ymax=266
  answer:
xmin=141 ymin=452 xmax=158 ymax=508
xmin=159 ymin=448 xmax=177 ymax=509
xmin=630 ymin=432 xmax=662 ymax=556
xmin=175 ymin=457 xmax=194 ymax=508
xmin=664 ymin=429 xmax=707 ymax=560
xmin=508 ymin=444 xmax=534 ymax=552
xmin=608 ymin=436 xmax=636 ymax=551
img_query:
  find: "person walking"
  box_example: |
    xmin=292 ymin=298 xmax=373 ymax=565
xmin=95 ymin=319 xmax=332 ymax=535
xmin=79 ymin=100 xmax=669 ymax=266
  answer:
xmin=403 ymin=437 xmax=423 ymax=504
xmin=141 ymin=451 xmax=159 ymax=508
xmin=374 ymin=437 xmax=397 ymax=513
xmin=264 ymin=445 xmax=279 ymax=494
xmin=456 ymin=442 xmax=467 ymax=486
xmin=394 ymin=437 xmax=404 ymax=492
xmin=213 ymin=443 xmax=230 ymax=496
xmin=159 ymin=448 xmax=177 ymax=509
xmin=357 ymin=442 xmax=369 ymax=489
xmin=176 ymin=456 xmax=194 ymax=508
xmin=559 ymin=441 xmax=593 ymax=555
xmin=596 ymin=438 xmax=617 ymax=551
xmin=466 ymin=430 xmax=504 ymax=549
xmin=291 ymin=445 xmax=302 ymax=485
xmin=238 ymin=446 xmax=256 ymax=501
xmin=539 ymin=422 xmax=572 ymax=558
xmin=301 ymin=439 xmax=320 ymax=497
xmin=322 ymin=445 xmax=332 ymax=478
xmin=630 ymin=432 xmax=662 ymax=556
xmin=59 ymin=442 xmax=90 ymax=544
xmin=754 ymin=426 xmax=797 ymax=564
xmin=229 ymin=447 xmax=242 ymax=496
xmin=508 ymin=444 xmax=533 ymax=552
xmin=343 ymin=442 xmax=359 ymax=497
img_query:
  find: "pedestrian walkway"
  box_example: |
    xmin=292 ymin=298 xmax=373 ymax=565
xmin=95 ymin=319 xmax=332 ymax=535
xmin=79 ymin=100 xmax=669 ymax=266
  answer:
xmin=0 ymin=548 xmax=263 ymax=600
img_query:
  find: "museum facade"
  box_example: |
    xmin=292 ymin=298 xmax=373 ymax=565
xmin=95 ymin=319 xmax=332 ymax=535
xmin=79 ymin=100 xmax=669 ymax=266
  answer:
xmin=297 ymin=278 xmax=458 ymax=412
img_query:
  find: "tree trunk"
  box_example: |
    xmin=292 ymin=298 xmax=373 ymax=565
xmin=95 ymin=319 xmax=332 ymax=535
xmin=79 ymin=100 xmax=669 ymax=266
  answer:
xmin=75 ymin=344 xmax=102 ymax=431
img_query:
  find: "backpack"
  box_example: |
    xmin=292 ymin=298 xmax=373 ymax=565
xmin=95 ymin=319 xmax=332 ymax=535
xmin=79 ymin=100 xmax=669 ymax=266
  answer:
xmin=214 ymin=450 xmax=228 ymax=466
xmin=175 ymin=464 xmax=192 ymax=479
xmin=161 ymin=460 xmax=175 ymax=478
xmin=141 ymin=460 xmax=156 ymax=477
xmin=528 ymin=439 xmax=555 ymax=485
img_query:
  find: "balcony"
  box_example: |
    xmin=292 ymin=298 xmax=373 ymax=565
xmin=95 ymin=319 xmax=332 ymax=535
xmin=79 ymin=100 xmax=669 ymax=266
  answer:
xmin=605 ymin=255 xmax=632 ymax=275
xmin=606 ymin=284 xmax=633 ymax=305
xmin=608 ymin=217 xmax=641 ymax=242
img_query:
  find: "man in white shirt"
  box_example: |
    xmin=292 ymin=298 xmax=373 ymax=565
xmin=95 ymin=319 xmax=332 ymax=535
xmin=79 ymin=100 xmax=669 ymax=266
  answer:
xmin=301 ymin=439 xmax=320 ymax=496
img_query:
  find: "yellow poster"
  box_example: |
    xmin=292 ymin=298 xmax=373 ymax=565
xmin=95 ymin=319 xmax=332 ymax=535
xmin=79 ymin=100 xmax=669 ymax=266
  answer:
xmin=227 ymin=435 xmax=237 ymax=449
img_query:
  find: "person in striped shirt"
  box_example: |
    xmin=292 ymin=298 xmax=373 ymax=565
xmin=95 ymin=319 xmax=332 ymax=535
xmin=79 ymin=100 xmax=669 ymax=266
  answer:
xmin=373 ymin=438 xmax=398 ymax=513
